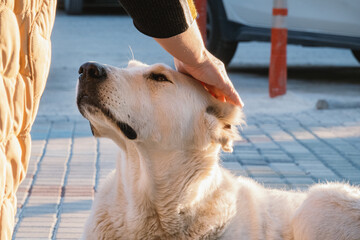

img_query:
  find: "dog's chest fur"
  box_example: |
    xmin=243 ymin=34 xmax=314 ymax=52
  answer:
xmin=86 ymin=164 xmax=240 ymax=239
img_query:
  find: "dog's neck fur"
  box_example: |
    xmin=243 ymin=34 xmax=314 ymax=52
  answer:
xmin=115 ymin=140 xmax=238 ymax=238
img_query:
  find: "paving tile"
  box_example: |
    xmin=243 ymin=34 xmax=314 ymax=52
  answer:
xmin=15 ymin=231 xmax=52 ymax=238
xmin=253 ymin=177 xmax=286 ymax=184
xmin=269 ymin=163 xmax=306 ymax=175
xmin=17 ymin=238 xmax=49 ymax=240
xmin=286 ymin=177 xmax=315 ymax=185
xmin=241 ymin=159 xmax=268 ymax=165
xmin=245 ymin=165 xmax=279 ymax=177
xmin=13 ymin=107 xmax=360 ymax=237
xmin=263 ymin=183 xmax=291 ymax=190
xmin=221 ymin=153 xmax=241 ymax=162
xmin=56 ymin=232 xmax=83 ymax=239
xmin=221 ymin=162 xmax=242 ymax=170
xmin=221 ymin=162 xmax=248 ymax=177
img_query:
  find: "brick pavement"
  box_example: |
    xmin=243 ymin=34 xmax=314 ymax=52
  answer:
xmin=12 ymin=108 xmax=360 ymax=239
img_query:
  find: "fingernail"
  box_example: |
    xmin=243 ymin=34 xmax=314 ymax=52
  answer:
xmin=237 ymin=98 xmax=244 ymax=108
xmin=240 ymin=99 xmax=245 ymax=107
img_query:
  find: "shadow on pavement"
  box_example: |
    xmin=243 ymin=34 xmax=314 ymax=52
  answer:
xmin=228 ymin=66 xmax=360 ymax=84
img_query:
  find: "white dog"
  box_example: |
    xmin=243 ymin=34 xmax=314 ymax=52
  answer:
xmin=77 ymin=60 xmax=360 ymax=240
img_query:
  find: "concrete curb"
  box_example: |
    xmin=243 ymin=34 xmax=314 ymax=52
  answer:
xmin=316 ymin=99 xmax=360 ymax=110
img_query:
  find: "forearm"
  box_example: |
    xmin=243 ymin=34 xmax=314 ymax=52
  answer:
xmin=154 ymin=22 xmax=206 ymax=67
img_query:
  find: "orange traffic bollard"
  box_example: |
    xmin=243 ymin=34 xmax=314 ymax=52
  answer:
xmin=195 ymin=0 xmax=207 ymax=42
xmin=269 ymin=0 xmax=288 ymax=98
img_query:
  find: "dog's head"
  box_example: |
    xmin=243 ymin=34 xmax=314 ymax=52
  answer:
xmin=76 ymin=60 xmax=244 ymax=152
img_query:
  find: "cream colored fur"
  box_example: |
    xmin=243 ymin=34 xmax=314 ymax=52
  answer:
xmin=77 ymin=60 xmax=360 ymax=240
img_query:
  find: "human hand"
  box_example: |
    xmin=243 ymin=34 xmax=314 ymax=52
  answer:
xmin=154 ymin=21 xmax=243 ymax=107
xmin=174 ymin=49 xmax=244 ymax=107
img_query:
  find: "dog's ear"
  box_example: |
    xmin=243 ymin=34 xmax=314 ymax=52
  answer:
xmin=204 ymin=102 xmax=245 ymax=152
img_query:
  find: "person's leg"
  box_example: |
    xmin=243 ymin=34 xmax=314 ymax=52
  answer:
xmin=0 ymin=0 xmax=57 ymax=238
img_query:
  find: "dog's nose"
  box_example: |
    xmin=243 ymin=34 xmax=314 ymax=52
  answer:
xmin=79 ymin=62 xmax=106 ymax=79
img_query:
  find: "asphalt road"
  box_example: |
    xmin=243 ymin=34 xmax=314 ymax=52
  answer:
xmin=38 ymin=10 xmax=360 ymax=118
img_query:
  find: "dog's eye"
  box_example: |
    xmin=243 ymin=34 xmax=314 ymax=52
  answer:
xmin=148 ymin=73 xmax=172 ymax=83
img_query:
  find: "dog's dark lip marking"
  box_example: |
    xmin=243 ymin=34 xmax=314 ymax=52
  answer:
xmin=116 ymin=121 xmax=137 ymax=140
xmin=77 ymin=95 xmax=137 ymax=140
xmin=98 ymin=108 xmax=137 ymax=140
xmin=99 ymin=107 xmax=137 ymax=140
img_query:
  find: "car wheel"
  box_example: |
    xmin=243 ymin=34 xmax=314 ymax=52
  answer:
xmin=206 ymin=0 xmax=238 ymax=67
xmin=351 ymin=50 xmax=360 ymax=63
xmin=65 ymin=0 xmax=83 ymax=14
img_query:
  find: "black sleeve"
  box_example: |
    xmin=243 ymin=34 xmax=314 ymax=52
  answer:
xmin=118 ymin=0 xmax=197 ymax=38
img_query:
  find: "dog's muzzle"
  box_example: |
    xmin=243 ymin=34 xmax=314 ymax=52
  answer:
xmin=77 ymin=62 xmax=107 ymax=109
xmin=76 ymin=62 xmax=138 ymax=140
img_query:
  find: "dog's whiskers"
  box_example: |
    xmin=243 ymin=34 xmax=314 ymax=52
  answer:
xmin=128 ymin=45 xmax=135 ymax=61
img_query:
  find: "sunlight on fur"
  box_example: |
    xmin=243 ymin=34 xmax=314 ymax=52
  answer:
xmin=76 ymin=60 xmax=360 ymax=240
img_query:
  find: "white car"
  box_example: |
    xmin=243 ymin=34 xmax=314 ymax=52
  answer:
xmin=206 ymin=0 xmax=360 ymax=65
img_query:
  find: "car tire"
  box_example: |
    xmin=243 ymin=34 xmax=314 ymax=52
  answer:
xmin=206 ymin=0 xmax=238 ymax=67
xmin=65 ymin=0 xmax=83 ymax=14
xmin=351 ymin=50 xmax=360 ymax=63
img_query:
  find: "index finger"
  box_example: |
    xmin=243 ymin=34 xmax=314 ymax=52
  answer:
xmin=204 ymin=82 xmax=244 ymax=107
xmin=216 ymin=80 xmax=244 ymax=107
